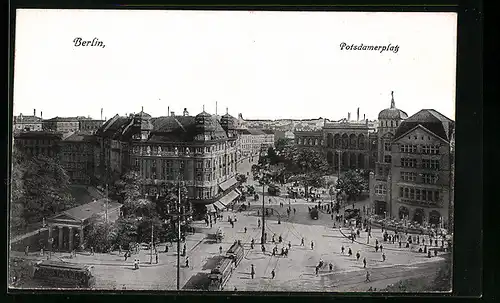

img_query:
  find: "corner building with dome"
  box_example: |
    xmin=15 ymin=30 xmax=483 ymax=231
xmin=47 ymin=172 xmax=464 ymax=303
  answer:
xmin=94 ymin=108 xmax=241 ymax=219
xmin=369 ymin=93 xmax=455 ymax=229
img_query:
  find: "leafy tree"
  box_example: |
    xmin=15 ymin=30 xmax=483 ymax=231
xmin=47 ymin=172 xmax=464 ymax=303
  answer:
xmin=336 ymin=170 xmax=368 ymax=202
xmin=115 ymin=170 xmax=142 ymax=211
xmin=84 ymin=215 xmax=114 ymax=252
xmin=11 ymin=151 xmax=75 ymax=229
xmin=110 ymin=217 xmax=138 ymax=250
xmin=282 ymin=146 xmax=329 ymax=195
xmin=274 ymin=138 xmax=291 ymax=153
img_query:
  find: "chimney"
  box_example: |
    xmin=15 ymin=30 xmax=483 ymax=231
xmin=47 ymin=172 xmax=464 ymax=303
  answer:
xmin=216 ymin=101 xmax=218 ymax=116
xmin=171 ymin=111 xmax=175 ymax=116
xmin=348 ymin=112 xmax=351 ymax=121
xmin=363 ymin=114 xmax=366 ymax=120
xmin=34 ymin=109 xmax=36 ymax=116
xmin=357 ymin=108 xmax=360 ymax=121
xmin=101 ymin=108 xmax=103 ymax=120
xmin=41 ymin=111 xmax=43 ymax=118
xmin=168 ymin=106 xmax=170 ymax=116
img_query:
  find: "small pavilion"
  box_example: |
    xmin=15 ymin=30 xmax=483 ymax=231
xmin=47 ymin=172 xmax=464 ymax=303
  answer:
xmin=46 ymin=198 xmax=122 ymax=251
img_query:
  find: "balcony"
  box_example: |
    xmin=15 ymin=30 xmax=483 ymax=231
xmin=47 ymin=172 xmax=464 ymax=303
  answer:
xmin=398 ymin=198 xmax=442 ymax=208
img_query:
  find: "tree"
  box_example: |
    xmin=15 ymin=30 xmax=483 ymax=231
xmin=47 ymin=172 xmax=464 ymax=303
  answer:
xmin=84 ymin=215 xmax=114 ymax=252
xmin=274 ymin=138 xmax=291 ymax=153
xmin=11 ymin=150 xmax=76 ymax=230
xmin=110 ymin=217 xmax=138 ymax=250
xmin=282 ymin=146 xmax=329 ymax=195
xmin=336 ymin=170 xmax=368 ymax=202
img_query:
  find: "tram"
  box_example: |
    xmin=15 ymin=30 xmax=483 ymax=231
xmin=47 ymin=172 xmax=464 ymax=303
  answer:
xmin=208 ymin=241 xmax=245 ymax=290
xmin=33 ymin=260 xmax=95 ymax=288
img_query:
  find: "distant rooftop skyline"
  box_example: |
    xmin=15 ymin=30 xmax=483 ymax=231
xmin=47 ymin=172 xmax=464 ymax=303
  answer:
xmin=13 ymin=10 xmax=456 ymax=121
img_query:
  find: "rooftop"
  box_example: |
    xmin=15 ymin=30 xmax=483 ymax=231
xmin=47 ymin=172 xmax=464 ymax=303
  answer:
xmin=61 ymin=199 xmax=122 ymax=222
xmin=394 ymin=109 xmax=455 ymax=141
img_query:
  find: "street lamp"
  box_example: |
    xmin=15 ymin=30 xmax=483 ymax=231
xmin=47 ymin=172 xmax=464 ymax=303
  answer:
xmin=257 ymin=164 xmax=271 ymax=245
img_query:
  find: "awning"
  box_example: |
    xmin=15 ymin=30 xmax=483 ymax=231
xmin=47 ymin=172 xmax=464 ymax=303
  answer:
xmin=219 ymin=176 xmax=238 ymax=192
xmin=206 ymin=204 xmax=216 ymax=213
xmin=213 ymin=201 xmax=225 ymax=210
xmin=234 ymin=188 xmax=242 ymax=195
xmin=219 ymin=190 xmax=240 ymax=207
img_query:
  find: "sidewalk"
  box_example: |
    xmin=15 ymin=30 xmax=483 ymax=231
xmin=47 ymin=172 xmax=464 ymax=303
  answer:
xmin=10 ymin=227 xmax=48 ymax=244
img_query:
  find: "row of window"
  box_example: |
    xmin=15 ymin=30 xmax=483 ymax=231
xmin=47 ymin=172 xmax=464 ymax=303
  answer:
xmin=133 ymin=142 xmax=237 ymax=155
xmin=400 ymin=158 xmax=440 ymax=169
xmin=399 ymin=186 xmax=441 ymax=203
xmin=379 ymin=120 xmax=400 ymax=128
xmin=135 ymin=159 xmax=236 ymax=181
xmin=383 ymin=143 xmax=442 ymax=155
xmin=400 ymin=172 xmax=439 ymax=184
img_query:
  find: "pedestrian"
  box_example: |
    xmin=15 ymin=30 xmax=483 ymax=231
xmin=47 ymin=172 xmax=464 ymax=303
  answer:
xmin=375 ymin=244 xmax=379 ymax=252
xmin=272 ymin=234 xmax=276 ymax=243
xmin=424 ymin=245 xmax=427 ymax=253
xmin=428 ymin=250 xmax=432 ymax=258
xmin=124 ymin=251 xmax=128 ymax=261
xmin=356 ymin=251 xmax=360 ymax=261
xmin=183 ymin=244 xmax=187 ymax=256
xmin=348 ymin=248 xmax=352 ymax=257
xmin=261 ymin=245 xmax=266 ymax=253
xmin=329 ymin=263 xmax=333 ymax=271
xmin=434 ymin=249 xmax=438 ymax=257
xmin=258 ymin=219 xmax=261 ymax=228
xmin=185 ymin=257 xmax=189 ymax=268
xmin=399 ymin=241 xmax=402 ymax=248
xmin=219 ymin=246 xmax=223 ymax=254
xmin=244 ymin=227 xmax=247 ymax=233
xmin=91 ymin=247 xmax=94 ymax=255
xmin=279 ymin=235 xmax=282 ymax=243
xmin=315 ymin=266 xmax=319 ymax=275
xmin=365 ymin=271 xmax=371 ymax=282
xmin=341 ymin=246 xmax=345 ymax=255
xmin=155 ymin=253 xmax=158 ymax=264
xmin=293 ymin=208 xmax=296 ymax=214
xmin=210 ymin=222 xmax=213 ymax=228
xmin=271 ymin=269 xmax=275 ymax=279
xmin=301 ymin=238 xmax=305 ymax=246
xmin=380 ymin=244 xmax=383 ymax=252
xmin=251 ymin=264 xmax=255 ymax=279
xmin=231 ymin=221 xmax=234 ymax=228
xmin=363 ymin=257 xmax=367 ymax=268
xmin=382 ymin=253 xmax=386 ymax=262
xmin=311 ymin=241 xmax=314 ymax=250
xmin=118 ymin=245 xmax=122 ymax=255
xmin=288 ymin=241 xmax=292 ymax=250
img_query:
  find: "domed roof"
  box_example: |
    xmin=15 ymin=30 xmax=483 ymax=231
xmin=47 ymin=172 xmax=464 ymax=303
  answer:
xmin=378 ymin=91 xmax=408 ymax=120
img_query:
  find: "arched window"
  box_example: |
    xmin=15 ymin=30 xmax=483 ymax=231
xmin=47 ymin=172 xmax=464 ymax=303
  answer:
xmin=334 ymin=134 xmax=340 ymax=148
xmin=315 ymin=139 xmax=319 ymax=145
xmin=349 ymin=134 xmax=357 ymax=149
xmin=341 ymin=134 xmax=349 ymax=149
xmin=327 ymin=133 xmax=334 ymax=147
xmin=358 ymin=134 xmax=365 ymax=149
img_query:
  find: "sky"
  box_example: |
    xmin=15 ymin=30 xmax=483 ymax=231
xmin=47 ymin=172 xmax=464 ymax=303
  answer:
xmin=13 ymin=10 xmax=457 ymax=121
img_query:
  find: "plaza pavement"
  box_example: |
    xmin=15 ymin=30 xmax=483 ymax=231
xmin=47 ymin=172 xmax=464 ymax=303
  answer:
xmin=10 ymin=178 xmax=449 ymax=291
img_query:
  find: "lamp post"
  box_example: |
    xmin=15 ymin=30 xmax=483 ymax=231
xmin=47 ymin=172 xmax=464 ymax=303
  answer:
xmin=177 ymin=177 xmax=182 ymax=290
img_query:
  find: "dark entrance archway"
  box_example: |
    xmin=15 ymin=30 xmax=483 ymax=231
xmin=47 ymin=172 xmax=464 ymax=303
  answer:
xmin=428 ymin=210 xmax=441 ymax=226
xmin=357 ymin=153 xmax=365 ymax=169
xmin=399 ymin=206 xmax=409 ymax=219
xmin=327 ymin=151 xmax=334 ymax=167
xmin=413 ymin=208 xmax=424 ymax=224
xmin=374 ymin=201 xmax=386 ymax=215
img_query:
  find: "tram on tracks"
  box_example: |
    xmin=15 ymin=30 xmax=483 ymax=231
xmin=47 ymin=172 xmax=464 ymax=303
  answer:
xmin=208 ymin=241 xmax=245 ymax=291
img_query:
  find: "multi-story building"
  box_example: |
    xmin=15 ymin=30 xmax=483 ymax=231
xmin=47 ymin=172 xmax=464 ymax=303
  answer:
xmin=13 ymin=131 xmax=64 ymax=158
xmin=79 ymin=119 xmax=105 ymax=134
xmin=369 ymin=93 xmax=409 ymax=215
xmin=369 ymin=108 xmax=454 ymax=228
xmin=43 ymin=116 xmax=82 ymax=133
xmin=13 ymin=109 xmax=43 ymax=132
xmin=295 ymin=118 xmax=378 ymax=171
xmin=94 ymin=109 xmax=241 ymax=217
xmin=59 ymin=132 xmax=96 ymax=184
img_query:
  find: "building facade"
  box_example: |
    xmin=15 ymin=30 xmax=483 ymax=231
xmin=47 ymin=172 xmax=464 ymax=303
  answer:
xmin=13 ymin=110 xmax=43 ymax=132
xmin=14 ymin=131 xmax=64 ymax=158
xmin=369 ymin=108 xmax=454 ymax=228
xmin=43 ymin=117 xmax=82 ymax=133
xmin=59 ymin=132 xmax=96 ymax=184
xmin=294 ymin=120 xmax=377 ymax=171
xmin=79 ymin=119 xmax=105 ymax=134
xmin=94 ymin=109 xmax=241 ymax=217
xmin=369 ymin=92 xmax=409 ymax=216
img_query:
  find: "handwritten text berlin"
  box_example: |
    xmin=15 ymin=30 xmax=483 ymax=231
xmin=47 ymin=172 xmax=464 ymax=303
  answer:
xmin=73 ymin=37 xmax=106 ymax=48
